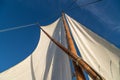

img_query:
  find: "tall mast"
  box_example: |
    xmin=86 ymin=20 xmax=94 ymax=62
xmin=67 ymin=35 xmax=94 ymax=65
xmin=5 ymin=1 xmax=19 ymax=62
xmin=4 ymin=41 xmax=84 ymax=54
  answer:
xmin=61 ymin=13 xmax=85 ymax=80
xmin=40 ymin=15 xmax=105 ymax=80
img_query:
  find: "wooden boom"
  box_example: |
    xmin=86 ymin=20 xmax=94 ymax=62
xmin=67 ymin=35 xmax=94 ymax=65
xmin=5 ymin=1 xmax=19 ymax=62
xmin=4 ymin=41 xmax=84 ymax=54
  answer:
xmin=40 ymin=16 xmax=105 ymax=80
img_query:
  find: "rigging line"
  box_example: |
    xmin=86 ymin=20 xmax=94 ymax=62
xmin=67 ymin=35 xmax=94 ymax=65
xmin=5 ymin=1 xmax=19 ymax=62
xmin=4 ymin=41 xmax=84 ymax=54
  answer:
xmin=41 ymin=12 xmax=61 ymax=22
xmin=46 ymin=0 xmax=55 ymax=8
xmin=0 ymin=23 xmax=37 ymax=33
xmin=64 ymin=0 xmax=78 ymax=12
xmin=46 ymin=0 xmax=62 ymax=15
xmin=58 ymin=0 xmax=62 ymax=12
xmin=66 ymin=0 xmax=102 ymax=12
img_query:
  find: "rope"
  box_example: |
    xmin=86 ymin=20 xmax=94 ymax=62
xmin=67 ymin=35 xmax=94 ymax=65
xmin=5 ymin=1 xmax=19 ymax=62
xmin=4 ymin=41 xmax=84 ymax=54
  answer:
xmin=0 ymin=23 xmax=37 ymax=33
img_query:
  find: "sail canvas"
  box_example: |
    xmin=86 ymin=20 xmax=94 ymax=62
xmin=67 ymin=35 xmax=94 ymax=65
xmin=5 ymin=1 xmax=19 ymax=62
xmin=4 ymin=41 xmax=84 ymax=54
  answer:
xmin=0 ymin=18 xmax=72 ymax=80
xmin=66 ymin=14 xmax=120 ymax=80
xmin=0 ymin=14 xmax=120 ymax=80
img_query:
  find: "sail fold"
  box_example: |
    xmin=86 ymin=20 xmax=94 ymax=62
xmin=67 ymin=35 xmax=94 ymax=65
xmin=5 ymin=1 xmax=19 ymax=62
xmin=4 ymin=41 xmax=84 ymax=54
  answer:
xmin=65 ymin=14 xmax=120 ymax=80
xmin=0 ymin=14 xmax=120 ymax=80
xmin=0 ymin=18 xmax=72 ymax=80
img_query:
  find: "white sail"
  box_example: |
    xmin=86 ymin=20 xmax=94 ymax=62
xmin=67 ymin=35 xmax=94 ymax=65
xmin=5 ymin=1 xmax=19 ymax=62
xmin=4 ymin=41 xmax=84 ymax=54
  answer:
xmin=0 ymin=18 xmax=72 ymax=80
xmin=66 ymin=14 xmax=120 ymax=80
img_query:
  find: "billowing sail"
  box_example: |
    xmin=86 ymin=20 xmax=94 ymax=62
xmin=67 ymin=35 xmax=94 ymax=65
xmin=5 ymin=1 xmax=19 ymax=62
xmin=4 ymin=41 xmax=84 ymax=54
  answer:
xmin=0 ymin=18 xmax=72 ymax=80
xmin=0 ymin=14 xmax=120 ymax=80
xmin=66 ymin=14 xmax=120 ymax=80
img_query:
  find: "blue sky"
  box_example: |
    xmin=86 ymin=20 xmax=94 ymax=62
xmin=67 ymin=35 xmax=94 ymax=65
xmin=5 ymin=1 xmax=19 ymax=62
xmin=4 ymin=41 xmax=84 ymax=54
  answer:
xmin=0 ymin=0 xmax=120 ymax=79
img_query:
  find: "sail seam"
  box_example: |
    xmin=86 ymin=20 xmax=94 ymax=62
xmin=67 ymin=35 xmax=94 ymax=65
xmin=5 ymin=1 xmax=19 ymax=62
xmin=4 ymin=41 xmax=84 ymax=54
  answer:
xmin=30 ymin=55 xmax=36 ymax=80
xmin=119 ymin=60 xmax=120 ymax=75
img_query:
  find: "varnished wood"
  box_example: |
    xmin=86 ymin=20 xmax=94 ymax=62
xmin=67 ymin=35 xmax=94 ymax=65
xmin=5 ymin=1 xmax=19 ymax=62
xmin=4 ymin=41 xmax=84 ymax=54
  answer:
xmin=61 ymin=13 xmax=86 ymax=80
xmin=40 ymin=17 xmax=105 ymax=80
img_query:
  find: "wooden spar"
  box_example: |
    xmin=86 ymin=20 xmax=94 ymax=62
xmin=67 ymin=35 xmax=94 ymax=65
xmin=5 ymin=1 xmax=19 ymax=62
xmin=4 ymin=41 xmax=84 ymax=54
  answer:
xmin=40 ymin=27 xmax=105 ymax=80
xmin=61 ymin=13 xmax=85 ymax=80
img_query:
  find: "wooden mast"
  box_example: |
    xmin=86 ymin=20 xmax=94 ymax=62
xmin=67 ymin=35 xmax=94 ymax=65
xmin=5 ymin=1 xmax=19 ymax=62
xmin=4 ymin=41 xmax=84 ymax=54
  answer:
xmin=40 ymin=27 xmax=104 ymax=80
xmin=40 ymin=15 xmax=105 ymax=80
xmin=61 ymin=12 xmax=86 ymax=80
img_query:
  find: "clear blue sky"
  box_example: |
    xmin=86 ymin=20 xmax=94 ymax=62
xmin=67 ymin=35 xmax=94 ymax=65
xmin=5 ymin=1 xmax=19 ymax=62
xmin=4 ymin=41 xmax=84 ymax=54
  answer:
xmin=0 ymin=0 xmax=120 ymax=79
